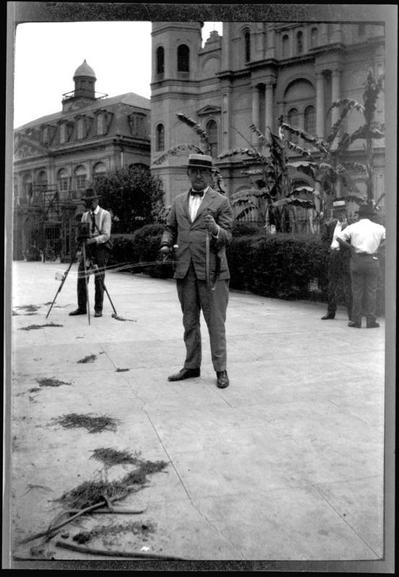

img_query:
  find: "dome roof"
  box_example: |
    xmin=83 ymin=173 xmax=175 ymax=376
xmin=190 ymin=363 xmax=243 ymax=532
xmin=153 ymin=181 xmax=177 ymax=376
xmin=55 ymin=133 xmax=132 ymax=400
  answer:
xmin=73 ymin=60 xmax=96 ymax=79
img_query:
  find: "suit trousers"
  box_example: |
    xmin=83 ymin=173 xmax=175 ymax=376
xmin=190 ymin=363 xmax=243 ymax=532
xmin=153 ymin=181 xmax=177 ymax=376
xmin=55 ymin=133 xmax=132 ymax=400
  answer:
xmin=77 ymin=244 xmax=109 ymax=313
xmin=176 ymin=263 xmax=229 ymax=372
xmin=350 ymin=254 xmax=380 ymax=325
xmin=326 ymin=251 xmax=352 ymax=318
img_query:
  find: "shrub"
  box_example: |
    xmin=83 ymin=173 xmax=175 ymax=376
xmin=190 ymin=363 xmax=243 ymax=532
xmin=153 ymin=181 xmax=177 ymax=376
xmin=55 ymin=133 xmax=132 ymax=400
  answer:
xmin=110 ymin=228 xmax=384 ymax=313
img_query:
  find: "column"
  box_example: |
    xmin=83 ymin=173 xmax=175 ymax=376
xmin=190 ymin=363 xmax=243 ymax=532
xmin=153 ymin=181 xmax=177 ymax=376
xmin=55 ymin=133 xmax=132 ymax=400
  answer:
xmin=221 ymin=22 xmax=231 ymax=71
xmin=265 ymin=82 xmax=274 ymax=133
xmin=316 ymin=72 xmax=325 ymax=138
xmin=331 ymin=69 xmax=341 ymax=126
xmin=222 ymin=85 xmax=232 ymax=151
xmin=251 ymin=85 xmax=260 ymax=144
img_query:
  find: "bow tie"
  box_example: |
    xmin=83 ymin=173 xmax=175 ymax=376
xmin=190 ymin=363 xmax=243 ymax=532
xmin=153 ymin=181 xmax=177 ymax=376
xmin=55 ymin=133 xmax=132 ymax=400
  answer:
xmin=190 ymin=189 xmax=205 ymax=197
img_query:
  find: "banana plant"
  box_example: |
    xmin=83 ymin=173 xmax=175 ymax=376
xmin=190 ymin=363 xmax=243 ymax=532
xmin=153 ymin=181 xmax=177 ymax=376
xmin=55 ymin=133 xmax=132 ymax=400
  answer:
xmin=153 ymin=112 xmax=226 ymax=193
xmin=279 ymin=70 xmax=384 ymax=210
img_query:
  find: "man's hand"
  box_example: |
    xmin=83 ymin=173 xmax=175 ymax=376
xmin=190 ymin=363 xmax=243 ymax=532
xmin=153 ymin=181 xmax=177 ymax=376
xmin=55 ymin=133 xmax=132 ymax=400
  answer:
xmin=84 ymin=237 xmax=97 ymax=245
xmin=204 ymin=214 xmax=219 ymax=236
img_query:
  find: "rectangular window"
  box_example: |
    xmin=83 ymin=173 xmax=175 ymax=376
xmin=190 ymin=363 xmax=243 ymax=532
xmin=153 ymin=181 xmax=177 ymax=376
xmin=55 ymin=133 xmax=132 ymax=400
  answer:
xmin=59 ymin=124 xmax=66 ymax=144
xmin=77 ymin=119 xmax=84 ymax=140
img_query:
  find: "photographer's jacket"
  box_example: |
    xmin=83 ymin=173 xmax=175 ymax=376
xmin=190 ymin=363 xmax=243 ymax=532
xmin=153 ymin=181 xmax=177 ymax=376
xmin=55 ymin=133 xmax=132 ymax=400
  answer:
xmin=81 ymin=205 xmax=112 ymax=245
xmin=161 ymin=187 xmax=233 ymax=280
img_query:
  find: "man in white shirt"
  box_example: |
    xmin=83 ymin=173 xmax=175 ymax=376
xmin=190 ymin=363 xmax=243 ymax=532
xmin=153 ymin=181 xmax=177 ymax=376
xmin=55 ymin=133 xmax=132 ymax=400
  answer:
xmin=160 ymin=154 xmax=233 ymax=389
xmin=320 ymin=199 xmax=352 ymax=320
xmin=337 ymin=203 xmax=385 ymax=328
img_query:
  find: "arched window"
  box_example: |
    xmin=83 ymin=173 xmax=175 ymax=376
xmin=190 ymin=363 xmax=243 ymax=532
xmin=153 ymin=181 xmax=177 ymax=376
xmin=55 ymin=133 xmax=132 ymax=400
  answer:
xmin=282 ymin=34 xmax=290 ymax=58
xmin=37 ymin=170 xmax=47 ymax=188
xmin=156 ymin=124 xmax=165 ymax=152
xmin=177 ymin=44 xmax=190 ymax=72
xmin=74 ymin=165 xmax=88 ymax=191
xmin=244 ymin=29 xmax=251 ymax=62
xmin=310 ymin=27 xmax=318 ymax=48
xmin=57 ymin=168 xmax=69 ymax=193
xmin=296 ymin=31 xmax=304 ymax=54
xmin=156 ymin=46 xmax=164 ymax=74
xmin=23 ymin=174 xmax=33 ymax=199
xmin=206 ymin=119 xmax=218 ymax=158
xmin=93 ymin=162 xmax=106 ymax=182
xmin=304 ymin=106 xmax=316 ymax=135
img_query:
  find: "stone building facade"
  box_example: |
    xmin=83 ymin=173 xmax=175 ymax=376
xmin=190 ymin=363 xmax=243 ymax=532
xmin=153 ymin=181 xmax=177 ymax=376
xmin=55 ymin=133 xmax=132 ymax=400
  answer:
xmin=150 ymin=22 xmax=385 ymax=224
xmin=13 ymin=60 xmax=151 ymax=260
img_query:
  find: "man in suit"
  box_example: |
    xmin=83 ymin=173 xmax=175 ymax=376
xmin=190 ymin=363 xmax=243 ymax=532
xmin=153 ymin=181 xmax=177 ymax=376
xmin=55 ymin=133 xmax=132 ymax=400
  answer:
xmin=320 ymin=199 xmax=352 ymax=321
xmin=160 ymin=154 xmax=234 ymax=389
xmin=69 ymin=188 xmax=112 ymax=318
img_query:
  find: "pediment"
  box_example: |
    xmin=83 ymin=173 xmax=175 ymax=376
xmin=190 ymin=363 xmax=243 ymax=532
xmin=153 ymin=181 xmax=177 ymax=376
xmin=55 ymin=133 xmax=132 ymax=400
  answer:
xmin=197 ymin=105 xmax=221 ymax=116
xmin=14 ymin=133 xmax=48 ymax=160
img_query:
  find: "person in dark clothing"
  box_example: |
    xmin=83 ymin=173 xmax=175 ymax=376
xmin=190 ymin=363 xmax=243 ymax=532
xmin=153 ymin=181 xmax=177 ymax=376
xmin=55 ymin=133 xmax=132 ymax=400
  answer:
xmin=320 ymin=199 xmax=352 ymax=320
xmin=69 ymin=188 xmax=112 ymax=318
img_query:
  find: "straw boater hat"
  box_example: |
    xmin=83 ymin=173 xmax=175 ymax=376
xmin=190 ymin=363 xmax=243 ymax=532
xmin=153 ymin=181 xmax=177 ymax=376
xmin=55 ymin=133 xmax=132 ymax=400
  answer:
xmin=187 ymin=153 xmax=213 ymax=170
xmin=332 ymin=199 xmax=346 ymax=209
xmin=81 ymin=188 xmax=101 ymax=201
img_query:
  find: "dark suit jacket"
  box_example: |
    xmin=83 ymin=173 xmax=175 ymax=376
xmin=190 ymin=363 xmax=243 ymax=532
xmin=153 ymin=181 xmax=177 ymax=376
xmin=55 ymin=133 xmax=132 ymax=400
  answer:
xmin=161 ymin=187 xmax=233 ymax=280
xmin=321 ymin=218 xmax=339 ymax=246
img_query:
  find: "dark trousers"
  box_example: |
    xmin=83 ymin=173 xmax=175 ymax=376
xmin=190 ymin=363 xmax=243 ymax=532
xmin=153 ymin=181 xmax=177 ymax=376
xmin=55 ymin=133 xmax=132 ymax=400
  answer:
xmin=350 ymin=254 xmax=380 ymax=325
xmin=326 ymin=251 xmax=352 ymax=319
xmin=176 ymin=263 xmax=229 ymax=372
xmin=77 ymin=245 xmax=109 ymax=312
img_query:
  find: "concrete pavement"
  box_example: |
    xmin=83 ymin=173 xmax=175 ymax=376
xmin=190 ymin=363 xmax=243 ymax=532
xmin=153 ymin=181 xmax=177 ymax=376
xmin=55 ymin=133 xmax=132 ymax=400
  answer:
xmin=6 ymin=260 xmax=389 ymax=569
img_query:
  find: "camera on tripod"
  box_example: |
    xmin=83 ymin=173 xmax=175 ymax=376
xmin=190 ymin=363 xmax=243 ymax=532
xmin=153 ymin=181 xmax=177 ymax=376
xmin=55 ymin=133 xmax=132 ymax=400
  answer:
xmin=77 ymin=222 xmax=91 ymax=243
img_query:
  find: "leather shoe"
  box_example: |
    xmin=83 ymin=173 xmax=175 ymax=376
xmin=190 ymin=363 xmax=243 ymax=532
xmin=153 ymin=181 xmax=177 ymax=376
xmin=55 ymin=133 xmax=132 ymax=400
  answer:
xmin=69 ymin=308 xmax=86 ymax=316
xmin=366 ymin=322 xmax=380 ymax=328
xmin=348 ymin=321 xmax=361 ymax=328
xmin=216 ymin=370 xmax=229 ymax=389
xmin=94 ymin=311 xmax=102 ymax=317
xmin=321 ymin=313 xmax=335 ymax=320
xmin=168 ymin=368 xmax=200 ymax=381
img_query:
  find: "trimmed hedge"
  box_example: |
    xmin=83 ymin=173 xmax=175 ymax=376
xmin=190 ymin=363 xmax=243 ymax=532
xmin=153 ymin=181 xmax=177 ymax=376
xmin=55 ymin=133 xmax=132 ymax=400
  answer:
xmin=109 ymin=226 xmax=385 ymax=313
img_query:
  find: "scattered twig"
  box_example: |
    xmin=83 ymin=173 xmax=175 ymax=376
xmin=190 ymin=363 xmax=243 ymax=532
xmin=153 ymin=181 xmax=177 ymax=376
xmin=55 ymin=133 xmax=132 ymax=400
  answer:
xmin=19 ymin=323 xmax=63 ymax=331
xmin=55 ymin=540 xmax=186 ymax=560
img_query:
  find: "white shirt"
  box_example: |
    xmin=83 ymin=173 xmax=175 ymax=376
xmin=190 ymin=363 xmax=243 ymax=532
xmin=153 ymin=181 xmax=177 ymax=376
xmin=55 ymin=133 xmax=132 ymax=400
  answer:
xmin=330 ymin=220 xmax=344 ymax=250
xmin=189 ymin=186 xmax=209 ymax=221
xmin=338 ymin=218 xmax=386 ymax=254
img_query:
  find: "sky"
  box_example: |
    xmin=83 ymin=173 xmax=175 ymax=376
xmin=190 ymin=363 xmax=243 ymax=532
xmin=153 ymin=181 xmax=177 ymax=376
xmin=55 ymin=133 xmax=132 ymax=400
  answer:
xmin=12 ymin=21 xmax=223 ymax=128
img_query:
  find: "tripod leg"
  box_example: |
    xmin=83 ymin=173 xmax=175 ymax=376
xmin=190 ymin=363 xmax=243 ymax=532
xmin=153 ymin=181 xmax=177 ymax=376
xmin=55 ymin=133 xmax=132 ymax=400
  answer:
xmin=81 ymin=243 xmax=91 ymax=325
xmin=93 ymin=264 xmax=118 ymax=316
xmin=46 ymin=258 xmax=75 ymax=319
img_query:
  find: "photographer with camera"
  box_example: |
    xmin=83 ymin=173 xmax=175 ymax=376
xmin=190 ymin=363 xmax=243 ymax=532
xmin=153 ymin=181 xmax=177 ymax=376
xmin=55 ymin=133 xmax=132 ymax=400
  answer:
xmin=69 ymin=188 xmax=112 ymax=318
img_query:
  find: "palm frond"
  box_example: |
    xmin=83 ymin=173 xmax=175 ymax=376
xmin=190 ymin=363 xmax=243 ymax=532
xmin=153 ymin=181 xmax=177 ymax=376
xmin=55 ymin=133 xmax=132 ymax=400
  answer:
xmin=153 ymin=143 xmax=204 ymax=166
xmin=176 ymin=112 xmax=209 ymax=142
xmin=233 ymin=204 xmax=259 ymax=220
xmin=328 ymin=98 xmax=365 ymax=115
xmin=285 ymin=140 xmax=313 ymax=158
xmin=249 ymin=123 xmax=266 ymax=145
xmin=287 ymin=161 xmax=318 ymax=178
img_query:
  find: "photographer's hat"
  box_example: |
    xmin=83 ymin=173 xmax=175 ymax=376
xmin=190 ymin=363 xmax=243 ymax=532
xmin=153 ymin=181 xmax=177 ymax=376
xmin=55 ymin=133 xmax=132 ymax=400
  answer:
xmin=187 ymin=153 xmax=213 ymax=170
xmin=81 ymin=187 xmax=101 ymax=201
